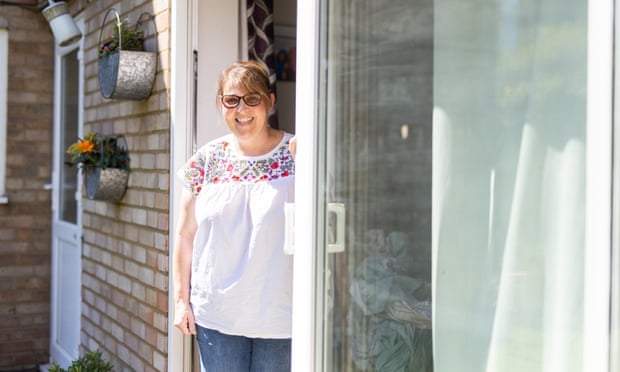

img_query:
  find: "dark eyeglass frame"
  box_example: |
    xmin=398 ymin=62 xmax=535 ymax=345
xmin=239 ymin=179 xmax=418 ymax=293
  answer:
xmin=219 ymin=93 xmax=263 ymax=109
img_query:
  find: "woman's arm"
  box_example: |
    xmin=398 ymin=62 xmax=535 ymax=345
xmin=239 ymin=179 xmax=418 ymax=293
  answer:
xmin=172 ymin=189 xmax=198 ymax=335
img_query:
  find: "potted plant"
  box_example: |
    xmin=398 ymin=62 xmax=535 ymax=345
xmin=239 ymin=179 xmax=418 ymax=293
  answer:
xmin=98 ymin=8 xmax=157 ymax=100
xmin=49 ymin=350 xmax=113 ymax=372
xmin=66 ymin=132 xmax=130 ymax=202
xmin=99 ymin=21 xmax=144 ymax=57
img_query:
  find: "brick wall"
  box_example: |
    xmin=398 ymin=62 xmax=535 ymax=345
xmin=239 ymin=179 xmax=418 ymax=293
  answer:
xmin=79 ymin=1 xmax=171 ymax=371
xmin=0 ymin=3 xmax=55 ymax=369
xmin=0 ymin=0 xmax=172 ymax=370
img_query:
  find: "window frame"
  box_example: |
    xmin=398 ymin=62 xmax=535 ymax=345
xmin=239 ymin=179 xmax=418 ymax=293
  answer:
xmin=584 ymin=0 xmax=614 ymax=370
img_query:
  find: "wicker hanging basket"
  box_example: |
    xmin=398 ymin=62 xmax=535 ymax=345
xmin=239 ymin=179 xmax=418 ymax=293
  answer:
xmin=98 ymin=9 xmax=157 ymax=100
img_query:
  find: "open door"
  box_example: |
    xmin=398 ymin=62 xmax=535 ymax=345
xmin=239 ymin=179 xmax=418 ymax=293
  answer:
xmin=170 ymin=1 xmax=297 ymax=370
xmin=49 ymin=19 xmax=83 ymax=368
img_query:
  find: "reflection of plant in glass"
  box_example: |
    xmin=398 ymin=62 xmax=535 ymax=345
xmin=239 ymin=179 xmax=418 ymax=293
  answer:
xmin=99 ymin=20 xmax=144 ymax=57
xmin=66 ymin=132 xmax=130 ymax=171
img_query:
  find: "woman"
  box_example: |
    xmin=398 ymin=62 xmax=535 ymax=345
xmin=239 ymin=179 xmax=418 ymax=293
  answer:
xmin=173 ymin=60 xmax=295 ymax=371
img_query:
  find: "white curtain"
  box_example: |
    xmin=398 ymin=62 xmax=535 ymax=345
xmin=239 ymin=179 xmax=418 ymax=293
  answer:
xmin=433 ymin=0 xmax=587 ymax=371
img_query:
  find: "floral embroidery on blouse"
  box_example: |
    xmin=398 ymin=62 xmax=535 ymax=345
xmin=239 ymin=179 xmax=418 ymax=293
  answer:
xmin=180 ymin=136 xmax=295 ymax=196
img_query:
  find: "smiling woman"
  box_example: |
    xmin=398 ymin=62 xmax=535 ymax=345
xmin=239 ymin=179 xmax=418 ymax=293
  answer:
xmin=173 ymin=60 xmax=296 ymax=372
xmin=216 ymin=61 xmax=279 ymax=156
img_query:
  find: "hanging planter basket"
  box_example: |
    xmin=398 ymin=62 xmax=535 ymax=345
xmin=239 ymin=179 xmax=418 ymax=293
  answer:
xmin=82 ymin=134 xmax=130 ymax=202
xmin=85 ymin=167 xmax=129 ymax=201
xmin=98 ymin=9 xmax=157 ymax=100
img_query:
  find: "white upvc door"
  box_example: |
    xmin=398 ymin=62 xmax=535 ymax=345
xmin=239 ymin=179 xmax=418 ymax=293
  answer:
xmin=49 ymin=19 xmax=84 ymax=368
xmin=291 ymin=1 xmax=616 ymax=372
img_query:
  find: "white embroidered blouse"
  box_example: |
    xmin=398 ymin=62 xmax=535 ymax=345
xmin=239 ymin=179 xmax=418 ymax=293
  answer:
xmin=178 ymin=132 xmax=295 ymax=338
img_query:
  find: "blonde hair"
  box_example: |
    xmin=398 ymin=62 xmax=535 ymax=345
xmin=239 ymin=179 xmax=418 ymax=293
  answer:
xmin=216 ymin=60 xmax=272 ymax=107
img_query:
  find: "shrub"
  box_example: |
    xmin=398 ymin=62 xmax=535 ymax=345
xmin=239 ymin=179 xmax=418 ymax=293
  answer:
xmin=49 ymin=350 xmax=113 ymax=372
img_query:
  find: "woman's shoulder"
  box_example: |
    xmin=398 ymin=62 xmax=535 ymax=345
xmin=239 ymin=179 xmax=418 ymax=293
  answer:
xmin=281 ymin=131 xmax=295 ymax=142
xmin=276 ymin=131 xmax=295 ymax=152
xmin=270 ymin=130 xmax=295 ymax=159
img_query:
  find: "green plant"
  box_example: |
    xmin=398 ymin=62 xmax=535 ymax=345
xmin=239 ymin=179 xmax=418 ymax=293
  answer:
xmin=66 ymin=132 xmax=130 ymax=171
xmin=49 ymin=350 xmax=113 ymax=372
xmin=99 ymin=19 xmax=144 ymax=57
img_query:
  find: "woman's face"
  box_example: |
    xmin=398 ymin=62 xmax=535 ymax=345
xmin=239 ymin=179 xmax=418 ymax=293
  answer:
xmin=221 ymin=81 xmax=273 ymax=142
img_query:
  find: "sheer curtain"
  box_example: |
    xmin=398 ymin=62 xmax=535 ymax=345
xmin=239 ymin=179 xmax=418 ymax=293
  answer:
xmin=433 ymin=0 xmax=587 ymax=371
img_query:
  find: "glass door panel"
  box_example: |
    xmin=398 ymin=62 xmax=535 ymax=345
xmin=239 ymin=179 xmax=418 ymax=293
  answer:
xmin=433 ymin=1 xmax=588 ymax=371
xmin=60 ymin=50 xmax=79 ymax=223
xmin=317 ymin=0 xmax=434 ymax=370
xmin=312 ymin=0 xmax=596 ymax=371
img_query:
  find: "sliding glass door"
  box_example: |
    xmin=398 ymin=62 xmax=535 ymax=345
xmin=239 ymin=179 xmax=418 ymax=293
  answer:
xmin=292 ymin=0 xmax=613 ymax=371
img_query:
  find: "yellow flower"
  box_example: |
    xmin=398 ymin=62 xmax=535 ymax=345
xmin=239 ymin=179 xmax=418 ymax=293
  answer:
xmin=76 ymin=140 xmax=95 ymax=153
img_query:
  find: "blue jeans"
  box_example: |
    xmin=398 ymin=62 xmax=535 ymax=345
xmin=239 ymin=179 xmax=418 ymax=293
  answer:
xmin=196 ymin=325 xmax=291 ymax=372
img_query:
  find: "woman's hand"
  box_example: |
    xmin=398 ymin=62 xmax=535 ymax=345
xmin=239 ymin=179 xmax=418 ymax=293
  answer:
xmin=174 ymin=299 xmax=197 ymax=335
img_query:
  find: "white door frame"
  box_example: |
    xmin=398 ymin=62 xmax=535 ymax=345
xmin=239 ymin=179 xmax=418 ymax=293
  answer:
xmin=169 ymin=1 xmax=244 ymax=370
xmin=584 ymin=0 xmax=614 ymax=370
xmin=50 ymin=17 xmax=84 ymax=367
xmin=171 ymin=0 xmax=318 ymax=369
xmin=290 ymin=0 xmax=320 ymax=369
xmin=169 ymin=0 xmax=194 ymax=370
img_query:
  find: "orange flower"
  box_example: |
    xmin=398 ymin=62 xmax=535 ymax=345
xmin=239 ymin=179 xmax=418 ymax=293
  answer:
xmin=65 ymin=132 xmax=129 ymax=171
xmin=76 ymin=140 xmax=95 ymax=153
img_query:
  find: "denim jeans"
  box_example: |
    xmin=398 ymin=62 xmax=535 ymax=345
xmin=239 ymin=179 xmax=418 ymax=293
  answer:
xmin=196 ymin=325 xmax=292 ymax=372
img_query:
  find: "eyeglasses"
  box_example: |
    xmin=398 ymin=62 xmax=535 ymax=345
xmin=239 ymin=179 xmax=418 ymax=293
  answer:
xmin=219 ymin=93 xmax=263 ymax=109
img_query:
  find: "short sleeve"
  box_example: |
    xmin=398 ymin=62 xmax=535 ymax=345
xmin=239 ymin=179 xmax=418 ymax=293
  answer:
xmin=177 ymin=149 xmax=208 ymax=197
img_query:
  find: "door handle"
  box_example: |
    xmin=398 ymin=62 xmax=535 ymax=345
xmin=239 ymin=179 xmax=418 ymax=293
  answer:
xmin=284 ymin=202 xmax=346 ymax=255
xmin=327 ymin=203 xmax=345 ymax=253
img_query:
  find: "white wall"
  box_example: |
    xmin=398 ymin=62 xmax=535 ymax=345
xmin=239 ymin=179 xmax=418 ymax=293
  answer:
xmin=195 ymin=1 xmax=242 ymax=147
